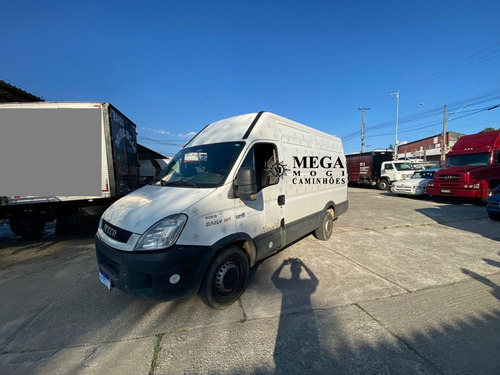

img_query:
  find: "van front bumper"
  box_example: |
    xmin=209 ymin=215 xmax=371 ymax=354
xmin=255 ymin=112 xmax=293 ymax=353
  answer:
xmin=95 ymin=235 xmax=211 ymax=298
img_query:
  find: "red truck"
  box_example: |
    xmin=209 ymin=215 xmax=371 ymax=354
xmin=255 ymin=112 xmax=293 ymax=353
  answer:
xmin=426 ymin=130 xmax=500 ymax=202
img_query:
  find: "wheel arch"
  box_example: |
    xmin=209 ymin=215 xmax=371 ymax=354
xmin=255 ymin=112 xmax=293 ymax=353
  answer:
xmin=321 ymin=199 xmax=348 ymax=220
xmin=197 ymin=234 xmax=254 ymax=308
xmin=197 ymin=233 xmax=257 ymax=295
xmin=210 ymin=232 xmax=256 ymax=265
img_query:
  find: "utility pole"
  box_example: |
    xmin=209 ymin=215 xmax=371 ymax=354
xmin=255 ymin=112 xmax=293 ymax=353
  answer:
xmin=420 ymin=102 xmax=466 ymax=166
xmin=441 ymin=104 xmax=447 ymax=166
xmin=359 ymin=107 xmax=370 ymax=152
xmin=391 ymin=90 xmax=400 ymax=160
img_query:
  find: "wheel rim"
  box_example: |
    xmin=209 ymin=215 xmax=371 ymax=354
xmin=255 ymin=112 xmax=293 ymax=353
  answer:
xmin=215 ymin=260 xmax=240 ymax=296
xmin=325 ymin=218 xmax=332 ymax=234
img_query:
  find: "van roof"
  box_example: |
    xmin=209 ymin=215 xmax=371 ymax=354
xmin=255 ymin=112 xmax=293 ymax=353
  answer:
xmin=186 ymin=113 xmax=259 ymax=147
xmin=185 ymin=112 xmax=338 ymax=147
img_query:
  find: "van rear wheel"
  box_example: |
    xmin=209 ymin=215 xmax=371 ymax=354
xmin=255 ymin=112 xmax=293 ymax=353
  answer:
xmin=314 ymin=208 xmax=334 ymax=241
xmin=199 ymin=246 xmax=250 ymax=310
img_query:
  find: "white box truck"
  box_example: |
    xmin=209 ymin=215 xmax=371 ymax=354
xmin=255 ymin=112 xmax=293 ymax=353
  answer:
xmin=96 ymin=111 xmax=348 ymax=309
xmin=0 ymin=102 xmax=141 ymax=236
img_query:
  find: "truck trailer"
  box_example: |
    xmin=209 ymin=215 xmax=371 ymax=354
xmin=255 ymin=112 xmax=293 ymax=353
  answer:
xmin=0 ymin=102 xmax=142 ymax=237
xmin=346 ymin=150 xmax=416 ymax=190
xmin=426 ymin=130 xmax=500 ymax=202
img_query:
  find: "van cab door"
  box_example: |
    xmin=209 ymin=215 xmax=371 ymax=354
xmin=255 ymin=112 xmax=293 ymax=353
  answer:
xmin=234 ymin=142 xmax=285 ymax=259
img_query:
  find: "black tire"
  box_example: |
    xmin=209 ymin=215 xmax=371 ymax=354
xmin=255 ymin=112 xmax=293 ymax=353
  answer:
xmin=314 ymin=208 xmax=334 ymax=241
xmin=488 ymin=212 xmax=500 ymax=221
xmin=482 ymin=187 xmax=494 ymax=204
xmin=199 ymin=246 xmax=250 ymax=310
xmin=9 ymin=212 xmax=45 ymax=237
xmin=377 ymin=179 xmax=389 ymax=191
xmin=55 ymin=215 xmax=77 ymax=235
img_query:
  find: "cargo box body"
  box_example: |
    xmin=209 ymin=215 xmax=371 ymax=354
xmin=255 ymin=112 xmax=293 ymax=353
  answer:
xmin=346 ymin=151 xmax=393 ymax=186
xmin=0 ymin=102 xmax=140 ymax=236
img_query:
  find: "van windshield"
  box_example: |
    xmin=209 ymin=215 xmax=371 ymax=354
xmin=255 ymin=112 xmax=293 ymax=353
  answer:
xmin=447 ymin=153 xmax=490 ymax=167
xmin=153 ymin=142 xmax=245 ymax=188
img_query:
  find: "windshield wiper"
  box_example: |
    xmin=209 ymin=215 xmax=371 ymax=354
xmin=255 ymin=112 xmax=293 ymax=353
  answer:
xmin=164 ymin=179 xmax=200 ymax=188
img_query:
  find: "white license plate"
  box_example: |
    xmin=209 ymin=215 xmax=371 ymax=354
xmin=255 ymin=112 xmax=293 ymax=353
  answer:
xmin=99 ymin=270 xmax=111 ymax=290
xmin=441 ymin=189 xmax=451 ymax=193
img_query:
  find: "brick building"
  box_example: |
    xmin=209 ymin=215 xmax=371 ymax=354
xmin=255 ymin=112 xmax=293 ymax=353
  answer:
xmin=396 ymin=131 xmax=464 ymax=163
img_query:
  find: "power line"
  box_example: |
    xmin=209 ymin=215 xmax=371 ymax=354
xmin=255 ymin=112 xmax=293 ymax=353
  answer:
xmin=340 ymin=89 xmax=500 ymax=142
xmin=366 ymin=104 xmax=499 ymax=138
xmin=400 ymin=44 xmax=500 ymax=95
xmin=335 ymin=42 xmax=500 ymax=130
xmin=137 ymin=136 xmax=186 ymax=147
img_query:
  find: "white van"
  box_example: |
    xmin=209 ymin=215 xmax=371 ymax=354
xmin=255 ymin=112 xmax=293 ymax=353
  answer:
xmin=96 ymin=112 xmax=348 ymax=309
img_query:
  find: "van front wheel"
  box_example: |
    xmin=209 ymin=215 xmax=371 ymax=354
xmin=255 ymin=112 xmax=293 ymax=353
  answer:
xmin=314 ymin=208 xmax=334 ymax=241
xmin=199 ymin=246 xmax=250 ymax=310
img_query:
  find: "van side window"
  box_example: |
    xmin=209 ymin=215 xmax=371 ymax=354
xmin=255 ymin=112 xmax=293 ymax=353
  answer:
xmin=494 ymin=152 xmax=500 ymax=165
xmin=385 ymin=164 xmax=393 ymax=170
xmin=241 ymin=143 xmax=279 ymax=191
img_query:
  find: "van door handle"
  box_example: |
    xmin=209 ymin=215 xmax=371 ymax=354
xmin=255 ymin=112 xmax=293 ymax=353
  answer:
xmin=278 ymin=195 xmax=285 ymax=206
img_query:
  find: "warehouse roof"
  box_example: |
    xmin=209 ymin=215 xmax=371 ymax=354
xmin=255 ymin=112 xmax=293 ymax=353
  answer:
xmin=0 ymin=79 xmax=44 ymax=102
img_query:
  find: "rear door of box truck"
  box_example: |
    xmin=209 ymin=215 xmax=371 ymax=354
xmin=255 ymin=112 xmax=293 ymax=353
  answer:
xmin=104 ymin=104 xmax=140 ymax=197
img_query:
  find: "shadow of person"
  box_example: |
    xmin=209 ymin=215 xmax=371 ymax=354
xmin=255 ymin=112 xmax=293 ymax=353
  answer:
xmin=272 ymin=258 xmax=324 ymax=373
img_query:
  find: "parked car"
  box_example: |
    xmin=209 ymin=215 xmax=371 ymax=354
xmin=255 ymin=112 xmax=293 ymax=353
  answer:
xmin=391 ymin=170 xmax=438 ymax=196
xmin=411 ymin=162 xmax=439 ymax=170
xmin=486 ymin=184 xmax=500 ymax=221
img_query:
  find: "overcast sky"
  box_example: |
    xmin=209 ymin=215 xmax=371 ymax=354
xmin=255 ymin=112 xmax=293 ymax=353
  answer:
xmin=1 ymin=0 xmax=499 ymax=156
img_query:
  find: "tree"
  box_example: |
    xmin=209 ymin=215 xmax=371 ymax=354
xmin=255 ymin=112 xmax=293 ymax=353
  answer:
xmin=480 ymin=127 xmax=499 ymax=132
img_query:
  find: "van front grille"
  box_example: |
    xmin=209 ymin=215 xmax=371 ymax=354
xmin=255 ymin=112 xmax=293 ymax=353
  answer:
xmin=101 ymin=220 xmax=133 ymax=243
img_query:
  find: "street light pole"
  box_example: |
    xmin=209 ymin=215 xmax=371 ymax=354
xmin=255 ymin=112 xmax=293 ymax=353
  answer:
xmin=391 ymin=89 xmax=400 ymax=160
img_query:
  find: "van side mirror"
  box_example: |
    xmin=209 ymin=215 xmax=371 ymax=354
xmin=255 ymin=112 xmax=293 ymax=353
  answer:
xmin=235 ymin=167 xmax=257 ymax=201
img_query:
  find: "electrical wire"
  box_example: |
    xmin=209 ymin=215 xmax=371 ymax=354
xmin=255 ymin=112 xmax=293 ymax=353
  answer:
xmin=337 ymin=42 xmax=500 ymax=135
xmin=341 ymin=90 xmax=500 ymax=142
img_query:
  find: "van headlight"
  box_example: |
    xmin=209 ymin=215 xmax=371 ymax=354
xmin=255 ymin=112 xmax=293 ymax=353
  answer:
xmin=135 ymin=214 xmax=187 ymax=251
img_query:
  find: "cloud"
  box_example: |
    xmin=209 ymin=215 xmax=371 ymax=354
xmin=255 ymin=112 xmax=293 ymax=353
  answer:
xmin=179 ymin=131 xmax=197 ymax=138
xmin=142 ymin=127 xmax=195 ymax=138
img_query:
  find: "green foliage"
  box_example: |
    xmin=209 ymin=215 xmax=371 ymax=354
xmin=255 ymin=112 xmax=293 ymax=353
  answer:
xmin=480 ymin=127 xmax=499 ymax=132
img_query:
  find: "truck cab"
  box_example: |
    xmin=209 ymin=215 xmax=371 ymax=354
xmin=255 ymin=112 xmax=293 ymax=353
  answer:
xmin=426 ymin=130 xmax=500 ymax=202
xmin=378 ymin=160 xmax=416 ymax=190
